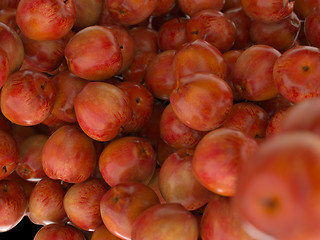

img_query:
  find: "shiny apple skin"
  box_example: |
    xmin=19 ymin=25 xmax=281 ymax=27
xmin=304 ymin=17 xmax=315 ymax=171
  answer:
xmin=106 ymin=0 xmax=157 ymax=25
xmin=0 ymin=179 xmax=27 ymax=232
xmin=233 ymin=44 xmax=281 ymax=101
xmin=74 ymin=82 xmax=132 ymax=142
xmin=192 ymin=128 xmax=259 ymax=196
xmin=173 ymin=39 xmax=227 ymax=82
xmin=100 ymin=182 xmax=160 ymax=240
xmin=131 ymin=202 xmax=199 ymax=240
xmin=20 ymin=32 xmax=71 ymax=73
xmin=159 ymin=148 xmax=214 ymax=210
xmin=16 ymin=134 xmax=48 ymax=182
xmin=221 ymin=102 xmax=269 ymax=141
xmin=145 ymin=50 xmax=176 ymax=100
xmin=99 ymin=136 xmax=156 ymax=187
xmin=305 ymin=7 xmax=320 ymax=48
xmin=273 ymin=45 xmax=320 ymax=103
xmin=50 ymin=71 xmax=87 ymax=123
xmin=234 ymin=132 xmax=320 ymax=239
xmin=160 ymin=104 xmax=206 ymax=149
xmin=186 ymin=9 xmax=237 ymax=53
xmin=16 ymin=0 xmax=76 ymax=41
xmin=128 ymin=26 xmax=159 ymax=54
xmin=250 ymin=12 xmax=301 ymax=52
xmin=157 ymin=17 xmax=188 ymax=51
xmin=63 ymin=178 xmax=109 ymax=231
xmin=28 ymin=176 xmax=68 ymax=225
xmin=201 ymin=196 xmax=254 ymax=240
xmin=0 ymin=22 xmax=24 ymax=74
xmin=0 ymin=130 xmax=20 ymax=180
xmin=0 ymin=48 xmax=9 ymax=88
xmin=34 ymin=223 xmax=86 ymax=240
xmin=170 ymin=72 xmax=233 ymax=131
xmin=65 ymin=25 xmax=122 ymax=81
xmin=116 ymin=81 xmax=154 ymax=133
xmin=177 ymin=0 xmax=224 ymax=16
xmin=0 ymin=69 xmax=56 ymax=126
xmin=294 ymin=0 xmax=320 ymax=20
xmin=42 ymin=125 xmax=96 ymax=183
xmin=241 ymin=0 xmax=294 ymax=23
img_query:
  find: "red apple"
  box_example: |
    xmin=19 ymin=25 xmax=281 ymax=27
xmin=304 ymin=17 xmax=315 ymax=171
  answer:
xmin=159 ymin=148 xmax=214 ymax=210
xmin=0 ymin=47 xmax=9 ymax=88
xmin=74 ymin=82 xmax=132 ymax=142
xmin=100 ymin=182 xmax=160 ymax=240
xmin=91 ymin=224 xmax=121 ymax=240
xmin=0 ymin=179 xmax=27 ymax=232
xmin=192 ymin=128 xmax=259 ymax=196
xmin=63 ymin=178 xmax=109 ymax=231
xmin=64 ymin=25 xmax=122 ymax=81
xmin=0 ymin=130 xmax=20 ymax=180
xmin=99 ymin=136 xmax=156 ymax=187
xmin=0 ymin=69 xmax=56 ymax=126
xmin=16 ymin=0 xmax=76 ymax=40
xmin=177 ymin=0 xmax=224 ymax=16
xmin=73 ymin=0 xmax=103 ymax=30
xmin=42 ymin=125 xmax=96 ymax=183
xmin=128 ymin=26 xmax=159 ymax=54
xmin=16 ymin=134 xmax=48 ymax=182
xmin=28 ymin=176 xmax=68 ymax=225
xmin=131 ymin=203 xmax=199 ymax=240
xmin=34 ymin=223 xmax=86 ymax=240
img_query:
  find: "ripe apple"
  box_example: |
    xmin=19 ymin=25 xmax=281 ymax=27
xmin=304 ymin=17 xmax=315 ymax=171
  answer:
xmin=0 ymin=179 xmax=27 ymax=232
xmin=16 ymin=0 xmax=76 ymax=41
xmin=34 ymin=223 xmax=86 ymax=240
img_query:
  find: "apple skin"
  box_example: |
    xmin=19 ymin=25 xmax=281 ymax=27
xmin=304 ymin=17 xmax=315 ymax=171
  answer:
xmin=273 ymin=45 xmax=320 ymax=103
xmin=192 ymin=128 xmax=259 ymax=196
xmin=294 ymin=0 xmax=320 ymax=20
xmin=241 ymin=0 xmax=294 ymax=23
xmin=173 ymin=39 xmax=227 ymax=82
xmin=233 ymin=132 xmax=320 ymax=239
xmin=28 ymin=176 xmax=68 ymax=226
xmin=0 ymin=22 xmax=24 ymax=74
xmin=63 ymin=178 xmax=109 ymax=231
xmin=16 ymin=0 xmax=76 ymax=41
xmin=0 ymin=48 xmax=9 ymax=88
xmin=305 ymin=7 xmax=320 ymax=48
xmin=170 ymin=72 xmax=233 ymax=132
xmin=15 ymin=134 xmax=48 ymax=182
xmin=0 ymin=130 xmax=20 ymax=180
xmin=73 ymin=0 xmax=103 ymax=30
xmin=0 ymin=179 xmax=27 ymax=232
xmin=100 ymin=182 xmax=160 ymax=240
xmin=177 ymin=0 xmax=224 ymax=16
xmin=34 ymin=223 xmax=86 ymax=240
xmin=106 ymin=0 xmax=157 ymax=25
xmin=131 ymin=202 xmax=199 ymax=240
xmin=0 ymin=69 xmax=56 ymax=126
xmin=128 ymin=26 xmax=159 ymax=54
xmin=74 ymin=81 xmax=132 ymax=142
xmin=201 ymin=196 xmax=254 ymax=240
xmin=265 ymin=107 xmax=290 ymax=138
xmin=91 ymin=224 xmax=122 ymax=240
xmin=233 ymin=44 xmax=281 ymax=101
xmin=159 ymin=148 xmax=214 ymax=210
xmin=160 ymin=104 xmax=206 ymax=149
xmin=65 ymin=25 xmax=122 ymax=81
xmin=42 ymin=125 xmax=97 ymax=183
xmin=99 ymin=136 xmax=156 ymax=187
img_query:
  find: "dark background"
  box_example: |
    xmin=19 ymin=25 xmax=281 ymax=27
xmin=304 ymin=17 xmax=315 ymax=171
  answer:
xmin=0 ymin=216 xmax=41 ymax=239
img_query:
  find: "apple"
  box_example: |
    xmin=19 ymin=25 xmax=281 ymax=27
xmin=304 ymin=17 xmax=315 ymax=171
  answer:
xmin=74 ymin=81 xmax=132 ymax=142
xmin=64 ymin=25 xmax=122 ymax=81
xmin=34 ymin=223 xmax=86 ymax=240
xmin=305 ymin=7 xmax=320 ymax=48
xmin=91 ymin=224 xmax=121 ymax=240
xmin=0 ymin=130 xmax=20 ymax=180
xmin=0 ymin=69 xmax=56 ymax=126
xmin=177 ymin=0 xmax=224 ymax=16
xmin=0 ymin=179 xmax=27 ymax=232
xmin=73 ymin=0 xmax=103 ymax=30
xmin=128 ymin=26 xmax=159 ymax=54
xmin=131 ymin=202 xmax=199 ymax=240
xmin=16 ymin=0 xmax=76 ymax=41
xmin=99 ymin=136 xmax=156 ymax=187
xmin=63 ymin=178 xmax=109 ymax=231
xmin=0 ymin=47 xmax=9 ymax=88
xmin=100 ymin=181 xmax=160 ymax=240
xmin=28 ymin=176 xmax=68 ymax=225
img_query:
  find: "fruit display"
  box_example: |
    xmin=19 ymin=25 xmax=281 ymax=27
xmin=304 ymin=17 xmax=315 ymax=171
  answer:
xmin=1 ymin=0 xmax=320 ymax=239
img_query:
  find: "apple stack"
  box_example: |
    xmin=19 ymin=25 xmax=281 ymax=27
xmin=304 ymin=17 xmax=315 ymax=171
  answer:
xmin=0 ymin=0 xmax=320 ymax=239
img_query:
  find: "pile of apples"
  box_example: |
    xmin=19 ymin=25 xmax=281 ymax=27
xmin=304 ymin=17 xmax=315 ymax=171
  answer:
xmin=1 ymin=0 xmax=320 ymax=239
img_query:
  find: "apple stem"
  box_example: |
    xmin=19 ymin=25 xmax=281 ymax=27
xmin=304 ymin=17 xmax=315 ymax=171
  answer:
xmin=41 ymin=81 xmax=47 ymax=91
xmin=2 ymin=165 xmax=7 ymax=173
